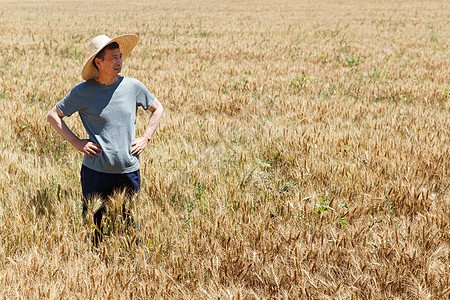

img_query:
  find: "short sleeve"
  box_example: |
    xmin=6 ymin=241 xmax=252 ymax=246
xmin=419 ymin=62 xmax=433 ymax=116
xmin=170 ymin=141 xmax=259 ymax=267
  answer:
xmin=134 ymin=79 xmax=155 ymax=110
xmin=56 ymin=84 xmax=85 ymax=117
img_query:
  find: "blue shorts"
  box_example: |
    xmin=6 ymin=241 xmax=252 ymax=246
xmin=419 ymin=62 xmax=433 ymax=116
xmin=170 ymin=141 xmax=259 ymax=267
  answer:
xmin=80 ymin=165 xmax=141 ymax=201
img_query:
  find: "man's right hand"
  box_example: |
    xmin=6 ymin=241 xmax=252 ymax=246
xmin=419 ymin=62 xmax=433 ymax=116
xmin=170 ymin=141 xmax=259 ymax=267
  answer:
xmin=75 ymin=139 xmax=102 ymax=157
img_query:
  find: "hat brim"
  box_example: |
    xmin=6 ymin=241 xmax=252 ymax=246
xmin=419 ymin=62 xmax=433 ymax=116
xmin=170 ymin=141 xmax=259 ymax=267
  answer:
xmin=81 ymin=34 xmax=139 ymax=81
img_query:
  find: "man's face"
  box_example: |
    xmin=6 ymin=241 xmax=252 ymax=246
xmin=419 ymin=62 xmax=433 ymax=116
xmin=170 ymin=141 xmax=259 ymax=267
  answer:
xmin=95 ymin=48 xmax=123 ymax=78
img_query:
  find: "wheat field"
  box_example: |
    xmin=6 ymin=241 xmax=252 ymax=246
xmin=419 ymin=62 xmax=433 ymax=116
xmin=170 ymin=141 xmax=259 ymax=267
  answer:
xmin=0 ymin=0 xmax=449 ymax=298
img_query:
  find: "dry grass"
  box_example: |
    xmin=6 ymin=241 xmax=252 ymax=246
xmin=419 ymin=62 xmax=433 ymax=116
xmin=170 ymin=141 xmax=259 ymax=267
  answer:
xmin=0 ymin=0 xmax=449 ymax=298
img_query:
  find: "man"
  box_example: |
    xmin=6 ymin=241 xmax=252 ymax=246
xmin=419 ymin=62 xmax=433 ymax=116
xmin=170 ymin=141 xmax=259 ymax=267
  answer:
xmin=47 ymin=34 xmax=163 ymax=245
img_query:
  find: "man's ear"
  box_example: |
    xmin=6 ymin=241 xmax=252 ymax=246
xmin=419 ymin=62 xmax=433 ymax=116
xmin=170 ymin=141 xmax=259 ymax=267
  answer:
xmin=94 ymin=57 xmax=102 ymax=69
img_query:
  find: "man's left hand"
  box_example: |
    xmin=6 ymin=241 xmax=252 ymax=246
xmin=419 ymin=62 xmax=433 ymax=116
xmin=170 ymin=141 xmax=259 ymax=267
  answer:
xmin=131 ymin=136 xmax=149 ymax=156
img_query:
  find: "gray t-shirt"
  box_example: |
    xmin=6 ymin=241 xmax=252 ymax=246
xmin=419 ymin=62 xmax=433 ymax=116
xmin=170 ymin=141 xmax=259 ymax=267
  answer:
xmin=57 ymin=77 xmax=155 ymax=174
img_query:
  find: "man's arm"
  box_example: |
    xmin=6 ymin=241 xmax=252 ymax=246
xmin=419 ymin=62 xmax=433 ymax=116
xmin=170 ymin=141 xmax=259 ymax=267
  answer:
xmin=47 ymin=105 xmax=102 ymax=157
xmin=131 ymin=98 xmax=164 ymax=156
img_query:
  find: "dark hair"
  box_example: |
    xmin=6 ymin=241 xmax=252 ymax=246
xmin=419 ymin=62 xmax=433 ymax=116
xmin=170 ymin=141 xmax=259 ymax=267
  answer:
xmin=93 ymin=42 xmax=120 ymax=70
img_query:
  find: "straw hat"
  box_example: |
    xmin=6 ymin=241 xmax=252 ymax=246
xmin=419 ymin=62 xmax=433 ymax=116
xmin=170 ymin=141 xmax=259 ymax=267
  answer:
xmin=81 ymin=34 xmax=139 ymax=81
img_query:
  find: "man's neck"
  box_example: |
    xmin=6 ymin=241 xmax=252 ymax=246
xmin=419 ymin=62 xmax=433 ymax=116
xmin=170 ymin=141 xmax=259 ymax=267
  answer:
xmin=95 ymin=75 xmax=118 ymax=86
